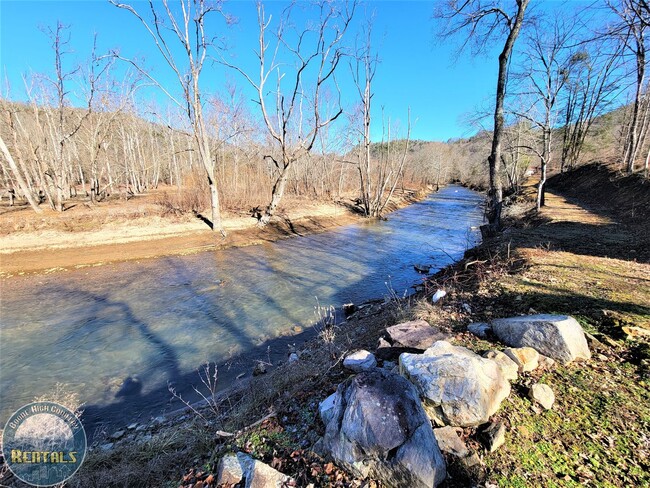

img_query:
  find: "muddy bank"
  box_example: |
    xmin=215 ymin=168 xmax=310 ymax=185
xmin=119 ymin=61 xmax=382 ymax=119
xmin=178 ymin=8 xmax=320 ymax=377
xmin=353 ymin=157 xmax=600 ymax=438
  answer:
xmin=0 ymin=188 xmax=431 ymax=276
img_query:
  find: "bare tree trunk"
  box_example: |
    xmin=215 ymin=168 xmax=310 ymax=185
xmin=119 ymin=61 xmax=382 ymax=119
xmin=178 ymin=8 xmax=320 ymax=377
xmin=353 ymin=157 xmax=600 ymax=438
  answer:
xmin=488 ymin=0 xmax=529 ymax=228
xmin=0 ymin=135 xmax=43 ymax=213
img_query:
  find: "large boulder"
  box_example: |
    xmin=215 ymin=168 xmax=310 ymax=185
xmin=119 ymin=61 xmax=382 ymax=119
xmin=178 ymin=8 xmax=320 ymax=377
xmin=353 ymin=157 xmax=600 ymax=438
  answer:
xmin=386 ymin=320 xmax=449 ymax=350
xmin=490 ymin=314 xmax=591 ymax=364
xmin=400 ymin=341 xmax=511 ymax=427
xmin=320 ymin=369 xmax=446 ymax=488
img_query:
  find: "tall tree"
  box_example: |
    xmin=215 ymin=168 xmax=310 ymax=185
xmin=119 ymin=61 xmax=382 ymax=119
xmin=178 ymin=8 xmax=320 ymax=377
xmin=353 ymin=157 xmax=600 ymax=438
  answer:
xmin=111 ymin=0 xmax=230 ymax=235
xmin=222 ymin=1 xmax=356 ymax=225
xmin=438 ymin=0 xmax=530 ymax=229
xmin=608 ymin=0 xmax=649 ymax=173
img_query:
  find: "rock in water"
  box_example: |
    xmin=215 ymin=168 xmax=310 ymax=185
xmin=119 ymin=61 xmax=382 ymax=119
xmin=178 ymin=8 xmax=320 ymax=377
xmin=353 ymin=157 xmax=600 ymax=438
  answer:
xmin=386 ymin=320 xmax=449 ymax=350
xmin=490 ymin=314 xmax=591 ymax=364
xmin=343 ymin=350 xmax=377 ymax=372
xmin=321 ymin=369 xmax=446 ymax=487
xmin=400 ymin=341 xmax=511 ymax=427
xmin=528 ymin=383 xmax=555 ymax=410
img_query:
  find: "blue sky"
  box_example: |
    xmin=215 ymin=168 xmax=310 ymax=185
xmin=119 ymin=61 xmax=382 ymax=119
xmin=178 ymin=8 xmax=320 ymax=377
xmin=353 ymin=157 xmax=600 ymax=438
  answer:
xmin=0 ymin=0 xmax=587 ymax=142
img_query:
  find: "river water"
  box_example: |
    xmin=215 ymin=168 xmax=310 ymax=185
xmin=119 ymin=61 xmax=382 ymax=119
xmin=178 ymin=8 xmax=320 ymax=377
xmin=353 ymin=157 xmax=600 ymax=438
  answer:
xmin=0 ymin=185 xmax=484 ymax=435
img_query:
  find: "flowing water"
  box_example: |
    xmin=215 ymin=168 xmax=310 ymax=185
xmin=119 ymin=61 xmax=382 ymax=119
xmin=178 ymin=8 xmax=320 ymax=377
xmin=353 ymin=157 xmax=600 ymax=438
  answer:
xmin=0 ymin=186 xmax=484 ymax=434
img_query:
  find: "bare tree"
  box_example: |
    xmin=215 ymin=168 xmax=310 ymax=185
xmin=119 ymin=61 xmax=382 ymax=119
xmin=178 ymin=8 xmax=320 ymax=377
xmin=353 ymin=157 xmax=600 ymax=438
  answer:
xmin=222 ymin=1 xmax=356 ymax=225
xmin=438 ymin=0 xmax=530 ymax=229
xmin=608 ymin=0 xmax=649 ymax=173
xmin=348 ymin=19 xmax=411 ymax=217
xmin=514 ymin=18 xmax=573 ymax=210
xmin=111 ymin=0 xmax=230 ymax=235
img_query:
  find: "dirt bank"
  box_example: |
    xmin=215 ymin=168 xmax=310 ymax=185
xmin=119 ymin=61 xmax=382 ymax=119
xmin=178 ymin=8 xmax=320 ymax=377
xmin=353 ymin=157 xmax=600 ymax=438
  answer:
xmin=0 ymin=188 xmax=430 ymax=277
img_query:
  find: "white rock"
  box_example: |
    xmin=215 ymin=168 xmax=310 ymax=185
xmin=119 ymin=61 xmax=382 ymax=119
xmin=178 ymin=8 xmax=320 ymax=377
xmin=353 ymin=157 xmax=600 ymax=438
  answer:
xmin=432 ymin=289 xmax=447 ymax=303
xmin=503 ymin=347 xmax=539 ymax=373
xmin=343 ymin=349 xmax=377 ymax=372
xmin=319 ymin=392 xmax=339 ymax=426
xmin=483 ymin=350 xmax=519 ymax=381
xmin=491 ymin=314 xmax=591 ymax=364
xmin=400 ymin=341 xmax=511 ymax=427
xmin=433 ymin=426 xmax=468 ymax=458
xmin=529 ymin=383 xmax=555 ymax=410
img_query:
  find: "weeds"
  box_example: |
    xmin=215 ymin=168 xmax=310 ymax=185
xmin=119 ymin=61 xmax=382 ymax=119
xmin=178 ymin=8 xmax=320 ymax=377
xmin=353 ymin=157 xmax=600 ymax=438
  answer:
xmin=168 ymin=361 xmax=220 ymax=424
xmin=314 ymin=298 xmax=338 ymax=359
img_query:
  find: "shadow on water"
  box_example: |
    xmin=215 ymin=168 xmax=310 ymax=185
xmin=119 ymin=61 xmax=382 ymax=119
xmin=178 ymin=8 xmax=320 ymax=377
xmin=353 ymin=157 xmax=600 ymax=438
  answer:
xmin=0 ymin=186 xmax=485 ymax=439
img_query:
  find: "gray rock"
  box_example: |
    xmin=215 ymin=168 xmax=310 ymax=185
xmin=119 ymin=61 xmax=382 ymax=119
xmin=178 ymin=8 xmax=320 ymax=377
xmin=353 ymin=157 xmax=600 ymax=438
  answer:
xmin=483 ymin=350 xmax=518 ymax=381
xmin=99 ymin=443 xmax=114 ymax=451
xmin=319 ymin=393 xmax=338 ymax=426
xmin=480 ymin=420 xmax=506 ymax=453
xmin=386 ymin=320 xmax=449 ymax=350
xmin=528 ymin=383 xmax=555 ymax=410
xmin=433 ymin=426 xmax=468 ymax=458
xmin=468 ymin=322 xmax=491 ymax=339
xmin=503 ymin=347 xmax=539 ymax=373
xmin=491 ymin=314 xmax=591 ymax=364
xmin=127 ymin=423 xmax=138 ymax=430
xmin=321 ymin=369 xmax=446 ymax=487
xmin=110 ymin=430 xmax=125 ymax=440
xmin=343 ymin=349 xmax=377 ymax=372
xmin=400 ymin=341 xmax=511 ymax=427
xmin=288 ymin=352 xmax=299 ymax=363
xmin=253 ymin=362 xmax=267 ymax=376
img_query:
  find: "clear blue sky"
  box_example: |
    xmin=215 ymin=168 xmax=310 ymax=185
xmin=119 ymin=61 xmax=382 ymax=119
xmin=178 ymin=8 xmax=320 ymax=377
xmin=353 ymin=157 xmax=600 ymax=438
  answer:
xmin=0 ymin=0 xmax=585 ymax=142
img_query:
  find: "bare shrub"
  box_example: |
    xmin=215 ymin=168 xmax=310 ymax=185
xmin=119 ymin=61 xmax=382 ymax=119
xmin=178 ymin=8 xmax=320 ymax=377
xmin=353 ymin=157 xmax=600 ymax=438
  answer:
xmin=168 ymin=361 xmax=220 ymax=424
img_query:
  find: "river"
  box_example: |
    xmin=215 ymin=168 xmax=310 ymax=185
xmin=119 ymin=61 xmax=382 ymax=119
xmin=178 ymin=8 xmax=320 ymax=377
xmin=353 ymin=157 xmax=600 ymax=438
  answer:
xmin=0 ymin=185 xmax=484 ymax=435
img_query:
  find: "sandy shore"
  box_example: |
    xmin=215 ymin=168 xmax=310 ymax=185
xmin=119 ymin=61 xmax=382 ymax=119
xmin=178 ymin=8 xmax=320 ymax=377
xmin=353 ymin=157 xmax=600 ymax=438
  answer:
xmin=0 ymin=190 xmax=428 ymax=277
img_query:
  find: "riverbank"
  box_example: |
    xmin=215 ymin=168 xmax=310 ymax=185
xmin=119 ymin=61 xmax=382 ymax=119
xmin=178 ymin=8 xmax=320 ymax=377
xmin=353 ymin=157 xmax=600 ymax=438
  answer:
xmin=0 ymin=187 xmax=430 ymax=277
xmin=3 ymin=164 xmax=648 ymax=487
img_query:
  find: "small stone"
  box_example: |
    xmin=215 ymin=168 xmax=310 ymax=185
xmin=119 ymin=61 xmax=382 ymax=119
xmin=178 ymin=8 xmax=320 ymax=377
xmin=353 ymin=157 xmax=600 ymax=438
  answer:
xmin=288 ymin=352 xmax=299 ymax=363
xmin=483 ymin=350 xmax=518 ymax=381
xmin=127 ymin=423 xmax=138 ymax=430
xmin=140 ymin=434 xmax=152 ymax=442
xmin=253 ymin=362 xmax=267 ymax=376
xmin=216 ymin=453 xmax=245 ymax=485
xmin=596 ymin=353 xmax=608 ymax=361
xmin=537 ymin=355 xmax=556 ymax=371
xmin=528 ymin=383 xmax=555 ymax=410
xmin=461 ymin=452 xmax=482 ymax=467
xmin=343 ymin=303 xmax=356 ymax=316
xmin=503 ymin=347 xmax=539 ymax=373
xmin=480 ymin=420 xmax=506 ymax=453
xmin=110 ymin=430 xmax=125 ymax=440
xmin=432 ymin=289 xmax=447 ymax=303
xmin=319 ymin=393 xmax=338 ymax=425
xmin=343 ymin=350 xmax=377 ymax=372
xmin=386 ymin=320 xmax=449 ymax=350
xmin=136 ymin=424 xmax=146 ymax=432
xmin=433 ymin=426 xmax=469 ymax=458
xmin=382 ymin=360 xmax=396 ymax=371
xmin=462 ymin=303 xmax=472 ymax=314
xmin=152 ymin=416 xmax=165 ymax=425
xmin=468 ymin=322 xmax=491 ymax=339
xmin=100 ymin=443 xmax=114 ymax=451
